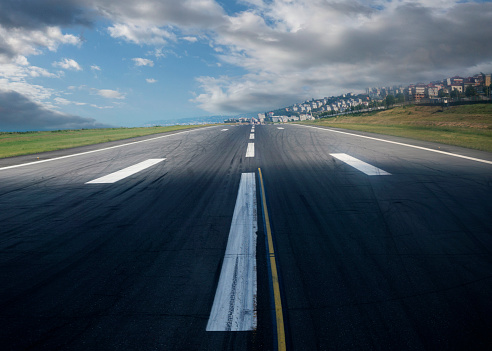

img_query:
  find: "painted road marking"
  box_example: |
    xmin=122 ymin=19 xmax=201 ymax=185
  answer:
xmin=221 ymin=129 xmax=229 ymax=131
xmin=295 ymin=124 xmax=492 ymax=165
xmin=250 ymin=133 xmax=255 ymax=140
xmin=207 ymin=173 xmax=257 ymax=331
xmin=246 ymin=143 xmax=255 ymax=157
xmin=277 ymin=127 xmax=284 ymax=130
xmin=331 ymin=153 xmax=390 ymax=176
xmin=86 ymin=159 xmax=165 ymax=184
xmin=258 ymin=168 xmax=287 ymax=351
xmin=0 ymin=126 xmax=216 ymax=171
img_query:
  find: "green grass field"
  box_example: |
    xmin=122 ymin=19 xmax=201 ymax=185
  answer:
xmin=301 ymin=104 xmax=492 ymax=152
xmin=0 ymin=125 xmax=209 ymax=159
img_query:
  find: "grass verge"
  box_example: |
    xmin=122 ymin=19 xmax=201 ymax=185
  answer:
xmin=0 ymin=125 xmax=209 ymax=159
xmin=300 ymin=104 xmax=492 ymax=152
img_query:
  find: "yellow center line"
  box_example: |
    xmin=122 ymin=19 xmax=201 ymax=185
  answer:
xmin=258 ymin=168 xmax=287 ymax=351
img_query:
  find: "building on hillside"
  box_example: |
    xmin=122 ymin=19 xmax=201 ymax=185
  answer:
xmin=415 ymin=85 xmax=426 ymax=99
xmin=450 ymin=84 xmax=463 ymax=93
xmin=427 ymin=84 xmax=440 ymax=98
xmin=485 ymin=74 xmax=491 ymax=87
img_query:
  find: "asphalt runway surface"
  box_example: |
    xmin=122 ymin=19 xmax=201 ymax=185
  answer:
xmin=1 ymin=125 xmax=491 ymax=350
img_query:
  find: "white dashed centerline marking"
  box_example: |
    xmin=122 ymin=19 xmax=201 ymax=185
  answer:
xmin=246 ymin=143 xmax=255 ymax=157
xmin=86 ymin=158 xmax=165 ymax=184
xmin=207 ymin=172 xmax=257 ymax=331
xmin=331 ymin=153 xmax=390 ymax=176
xmin=277 ymin=127 xmax=284 ymax=130
xmin=221 ymin=129 xmax=229 ymax=131
xmin=249 ymin=133 xmax=255 ymax=140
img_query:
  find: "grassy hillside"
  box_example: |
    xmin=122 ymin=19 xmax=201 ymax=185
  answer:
xmin=0 ymin=125 xmax=208 ymax=159
xmin=301 ymin=104 xmax=492 ymax=152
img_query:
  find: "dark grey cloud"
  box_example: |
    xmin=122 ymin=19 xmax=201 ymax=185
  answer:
xmin=196 ymin=1 xmax=492 ymax=113
xmin=0 ymin=90 xmax=112 ymax=131
xmin=0 ymin=0 xmax=95 ymax=29
xmin=97 ymin=0 xmax=226 ymax=29
xmin=323 ymin=0 xmax=376 ymax=16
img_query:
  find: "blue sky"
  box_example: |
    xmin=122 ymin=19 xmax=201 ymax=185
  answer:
xmin=1 ymin=0 xmax=491 ymax=131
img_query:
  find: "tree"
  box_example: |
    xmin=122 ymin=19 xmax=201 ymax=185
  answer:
xmin=465 ymin=85 xmax=477 ymax=97
xmin=450 ymin=89 xmax=461 ymax=100
xmin=385 ymin=94 xmax=395 ymax=107
xmin=395 ymin=93 xmax=405 ymax=103
xmin=483 ymin=84 xmax=491 ymax=97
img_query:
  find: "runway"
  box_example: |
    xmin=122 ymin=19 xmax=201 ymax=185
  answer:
xmin=1 ymin=124 xmax=491 ymax=350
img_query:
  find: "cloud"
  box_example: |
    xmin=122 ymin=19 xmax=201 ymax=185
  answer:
xmin=0 ymin=90 xmax=112 ymax=131
xmin=96 ymin=89 xmax=125 ymax=99
xmin=0 ymin=25 xmax=81 ymax=63
xmin=54 ymin=97 xmax=87 ymax=106
xmin=0 ymin=0 xmax=95 ymax=30
xmin=91 ymin=64 xmax=101 ymax=71
xmin=192 ymin=73 xmax=313 ymax=114
xmin=53 ymin=58 xmax=82 ymax=71
xmin=191 ymin=0 xmax=492 ymax=113
xmin=132 ymin=57 xmax=154 ymax=67
xmin=108 ymin=23 xmax=176 ymax=45
xmin=98 ymin=0 xmax=226 ymax=29
xmin=146 ymin=78 xmax=157 ymax=83
xmin=2 ymin=0 xmax=491 ymax=117
xmin=182 ymin=36 xmax=198 ymax=43
xmin=0 ymin=62 xmax=58 ymax=102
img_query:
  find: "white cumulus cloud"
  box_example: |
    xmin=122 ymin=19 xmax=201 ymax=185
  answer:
xmin=108 ymin=23 xmax=176 ymax=45
xmin=0 ymin=25 xmax=81 ymax=64
xmin=146 ymin=78 xmax=157 ymax=83
xmin=182 ymin=36 xmax=198 ymax=42
xmin=53 ymin=58 xmax=82 ymax=71
xmin=96 ymin=89 xmax=126 ymax=99
xmin=132 ymin=58 xmax=154 ymax=67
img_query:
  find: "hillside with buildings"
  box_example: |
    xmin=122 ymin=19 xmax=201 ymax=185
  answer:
xmin=250 ymin=72 xmax=492 ymax=124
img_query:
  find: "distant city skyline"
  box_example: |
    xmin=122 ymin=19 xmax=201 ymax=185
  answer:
xmin=1 ymin=0 xmax=492 ymax=131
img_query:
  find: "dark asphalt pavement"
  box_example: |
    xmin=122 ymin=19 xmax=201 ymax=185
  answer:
xmin=1 ymin=124 xmax=491 ymax=350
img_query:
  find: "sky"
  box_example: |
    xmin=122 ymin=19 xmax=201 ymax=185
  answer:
xmin=1 ymin=0 xmax=492 ymax=131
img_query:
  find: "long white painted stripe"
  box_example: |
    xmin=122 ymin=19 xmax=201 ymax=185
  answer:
xmin=221 ymin=129 xmax=229 ymax=131
xmin=0 ymin=126 xmax=216 ymax=171
xmin=207 ymin=172 xmax=257 ymax=331
xmin=249 ymin=133 xmax=255 ymax=140
xmin=246 ymin=143 xmax=255 ymax=157
xmin=294 ymin=124 xmax=492 ymax=165
xmin=331 ymin=153 xmax=391 ymax=176
xmin=277 ymin=127 xmax=284 ymax=130
xmin=86 ymin=159 xmax=165 ymax=184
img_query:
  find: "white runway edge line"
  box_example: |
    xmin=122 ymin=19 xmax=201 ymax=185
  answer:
xmin=86 ymin=159 xmax=165 ymax=184
xmin=294 ymin=124 xmax=492 ymax=165
xmin=331 ymin=153 xmax=390 ymax=176
xmin=250 ymin=133 xmax=255 ymax=140
xmin=207 ymin=172 xmax=257 ymax=331
xmin=246 ymin=143 xmax=255 ymax=157
xmin=0 ymin=126 xmax=216 ymax=171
